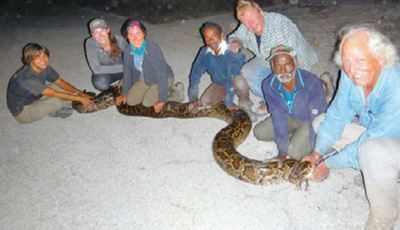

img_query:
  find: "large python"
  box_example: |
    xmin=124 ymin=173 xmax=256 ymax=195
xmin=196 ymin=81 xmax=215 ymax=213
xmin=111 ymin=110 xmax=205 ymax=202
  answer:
xmin=73 ymin=87 xmax=314 ymax=189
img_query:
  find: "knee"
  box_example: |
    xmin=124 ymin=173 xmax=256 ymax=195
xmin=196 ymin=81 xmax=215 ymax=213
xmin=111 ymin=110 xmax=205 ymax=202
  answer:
xmin=232 ymin=75 xmax=249 ymax=92
xmin=240 ymin=64 xmax=252 ymax=79
xmin=92 ymin=74 xmax=110 ymax=91
xmin=359 ymin=139 xmax=384 ymax=166
xmin=253 ymin=120 xmax=273 ymax=141
xmin=358 ymin=139 xmax=396 ymax=181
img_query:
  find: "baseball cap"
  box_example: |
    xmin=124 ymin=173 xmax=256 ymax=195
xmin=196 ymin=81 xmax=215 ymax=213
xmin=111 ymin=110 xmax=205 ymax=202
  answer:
xmin=266 ymin=45 xmax=297 ymax=62
xmin=89 ymin=18 xmax=108 ymax=33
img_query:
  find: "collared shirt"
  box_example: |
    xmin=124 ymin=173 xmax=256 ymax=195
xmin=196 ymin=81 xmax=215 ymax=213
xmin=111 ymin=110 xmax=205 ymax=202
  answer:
xmin=229 ymin=12 xmax=318 ymax=71
xmin=205 ymin=40 xmax=229 ymax=56
xmin=276 ymin=78 xmax=298 ymax=114
xmin=315 ymin=65 xmax=400 ymax=169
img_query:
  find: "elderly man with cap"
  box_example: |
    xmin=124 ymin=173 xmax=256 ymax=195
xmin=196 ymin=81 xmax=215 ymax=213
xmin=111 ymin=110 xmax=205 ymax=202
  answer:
xmin=84 ymin=18 xmax=127 ymax=91
xmin=254 ymin=45 xmax=327 ymax=160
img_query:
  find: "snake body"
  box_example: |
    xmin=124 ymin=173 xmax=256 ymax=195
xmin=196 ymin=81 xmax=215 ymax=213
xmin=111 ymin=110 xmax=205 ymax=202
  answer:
xmin=73 ymin=88 xmax=313 ymax=188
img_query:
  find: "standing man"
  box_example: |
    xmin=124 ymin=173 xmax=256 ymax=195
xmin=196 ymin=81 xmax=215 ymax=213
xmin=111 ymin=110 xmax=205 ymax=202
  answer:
xmin=305 ymin=24 xmax=400 ymax=229
xmin=254 ymin=45 xmax=326 ymax=160
xmin=228 ymin=0 xmax=320 ymax=115
xmin=188 ymin=22 xmax=253 ymax=116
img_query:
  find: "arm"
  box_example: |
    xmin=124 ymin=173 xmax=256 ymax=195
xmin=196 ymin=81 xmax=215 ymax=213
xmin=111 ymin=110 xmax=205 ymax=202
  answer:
xmin=337 ymin=81 xmax=400 ymax=166
xmin=314 ymin=73 xmax=356 ymax=155
xmin=262 ymin=78 xmax=290 ymax=154
xmin=271 ymin=107 xmax=290 ymax=154
xmin=121 ymin=45 xmax=133 ymax=96
xmin=54 ymin=78 xmax=91 ymax=98
xmin=42 ymin=85 xmax=93 ymax=107
xmin=224 ymin=81 xmax=235 ymax=108
xmin=307 ymin=75 xmax=328 ymax=120
xmin=188 ymin=49 xmax=207 ymax=102
xmin=153 ymin=44 xmax=170 ymax=102
xmin=224 ymin=51 xmax=246 ymax=107
xmin=227 ymin=24 xmax=247 ymax=47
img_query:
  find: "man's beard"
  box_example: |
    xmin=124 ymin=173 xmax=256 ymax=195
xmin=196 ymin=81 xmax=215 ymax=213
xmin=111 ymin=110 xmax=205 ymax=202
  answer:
xmin=276 ymin=72 xmax=295 ymax=84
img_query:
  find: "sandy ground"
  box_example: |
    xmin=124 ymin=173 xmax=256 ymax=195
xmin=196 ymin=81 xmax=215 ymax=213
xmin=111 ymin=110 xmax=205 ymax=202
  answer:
xmin=1 ymin=1 xmax=400 ymax=229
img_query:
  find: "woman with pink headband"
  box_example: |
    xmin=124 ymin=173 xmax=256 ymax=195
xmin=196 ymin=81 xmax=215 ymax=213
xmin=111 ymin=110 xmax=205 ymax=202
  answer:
xmin=116 ymin=19 xmax=183 ymax=112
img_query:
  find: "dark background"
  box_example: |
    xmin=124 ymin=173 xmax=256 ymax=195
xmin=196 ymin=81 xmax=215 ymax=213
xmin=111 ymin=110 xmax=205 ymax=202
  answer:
xmin=0 ymin=0 xmax=395 ymax=23
xmin=0 ymin=0 xmax=296 ymax=23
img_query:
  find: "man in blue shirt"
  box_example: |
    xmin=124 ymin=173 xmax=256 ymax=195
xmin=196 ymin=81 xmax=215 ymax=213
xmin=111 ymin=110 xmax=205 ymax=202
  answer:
xmin=305 ymin=24 xmax=400 ymax=229
xmin=254 ymin=45 xmax=327 ymax=160
xmin=188 ymin=22 xmax=254 ymax=117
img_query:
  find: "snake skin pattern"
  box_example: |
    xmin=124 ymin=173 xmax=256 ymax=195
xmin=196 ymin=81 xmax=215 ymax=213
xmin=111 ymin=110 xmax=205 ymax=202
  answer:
xmin=73 ymin=87 xmax=314 ymax=189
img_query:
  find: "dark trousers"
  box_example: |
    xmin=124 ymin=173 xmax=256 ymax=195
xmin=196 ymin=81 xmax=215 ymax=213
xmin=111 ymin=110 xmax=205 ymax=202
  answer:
xmin=92 ymin=72 xmax=123 ymax=91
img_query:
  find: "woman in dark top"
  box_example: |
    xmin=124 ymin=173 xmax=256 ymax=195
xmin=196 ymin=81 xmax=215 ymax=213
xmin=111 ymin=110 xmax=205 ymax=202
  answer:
xmin=85 ymin=18 xmax=127 ymax=91
xmin=116 ymin=19 xmax=182 ymax=113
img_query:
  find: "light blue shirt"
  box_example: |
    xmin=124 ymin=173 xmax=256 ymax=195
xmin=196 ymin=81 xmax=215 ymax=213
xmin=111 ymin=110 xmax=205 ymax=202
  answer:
xmin=315 ymin=65 xmax=400 ymax=169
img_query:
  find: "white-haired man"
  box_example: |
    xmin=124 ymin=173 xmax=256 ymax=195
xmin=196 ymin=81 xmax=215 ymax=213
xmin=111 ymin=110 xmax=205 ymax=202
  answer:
xmin=304 ymin=24 xmax=400 ymax=229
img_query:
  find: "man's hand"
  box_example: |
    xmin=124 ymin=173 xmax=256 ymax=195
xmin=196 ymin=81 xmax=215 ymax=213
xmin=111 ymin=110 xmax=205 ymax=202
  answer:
xmin=227 ymin=105 xmax=239 ymax=111
xmin=81 ymin=91 xmax=94 ymax=99
xmin=115 ymin=95 xmax=127 ymax=106
xmin=275 ymin=153 xmax=289 ymax=161
xmin=153 ymin=101 xmax=165 ymax=113
xmin=189 ymin=100 xmax=202 ymax=112
xmin=228 ymin=40 xmax=242 ymax=53
xmin=75 ymin=91 xmax=94 ymax=99
xmin=302 ymin=152 xmax=329 ymax=182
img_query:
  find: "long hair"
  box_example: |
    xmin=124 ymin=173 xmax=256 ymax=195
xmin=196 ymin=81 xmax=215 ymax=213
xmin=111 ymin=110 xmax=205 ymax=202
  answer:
xmin=333 ymin=24 xmax=398 ymax=68
xmin=108 ymin=33 xmax=122 ymax=60
xmin=22 ymin=43 xmax=50 ymax=65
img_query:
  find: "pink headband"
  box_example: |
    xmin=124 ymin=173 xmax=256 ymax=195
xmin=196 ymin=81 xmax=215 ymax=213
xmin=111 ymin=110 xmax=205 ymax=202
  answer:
xmin=129 ymin=20 xmax=141 ymax=28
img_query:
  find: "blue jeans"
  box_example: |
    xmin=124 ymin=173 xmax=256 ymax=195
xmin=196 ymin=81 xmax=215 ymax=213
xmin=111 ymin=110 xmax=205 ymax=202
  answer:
xmin=241 ymin=57 xmax=271 ymax=98
xmin=92 ymin=72 xmax=123 ymax=91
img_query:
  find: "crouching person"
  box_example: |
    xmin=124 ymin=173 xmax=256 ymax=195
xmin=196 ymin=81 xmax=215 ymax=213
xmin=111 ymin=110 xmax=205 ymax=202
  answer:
xmin=115 ymin=19 xmax=183 ymax=113
xmin=7 ymin=43 xmax=94 ymax=124
xmin=254 ymin=45 xmax=327 ymax=160
xmin=304 ymin=24 xmax=400 ymax=230
xmin=188 ymin=22 xmax=252 ymax=114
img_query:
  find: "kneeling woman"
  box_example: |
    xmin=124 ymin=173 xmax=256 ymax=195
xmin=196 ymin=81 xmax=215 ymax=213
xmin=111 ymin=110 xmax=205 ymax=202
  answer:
xmin=85 ymin=18 xmax=127 ymax=91
xmin=116 ymin=19 xmax=175 ymax=113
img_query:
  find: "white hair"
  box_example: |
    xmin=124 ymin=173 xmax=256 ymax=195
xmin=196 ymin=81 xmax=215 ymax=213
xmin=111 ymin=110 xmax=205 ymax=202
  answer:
xmin=333 ymin=24 xmax=398 ymax=68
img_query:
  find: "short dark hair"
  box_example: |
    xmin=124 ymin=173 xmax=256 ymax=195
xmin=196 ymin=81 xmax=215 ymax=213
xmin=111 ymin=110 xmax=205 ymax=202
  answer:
xmin=121 ymin=18 xmax=147 ymax=38
xmin=22 ymin=43 xmax=50 ymax=65
xmin=200 ymin=22 xmax=223 ymax=36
